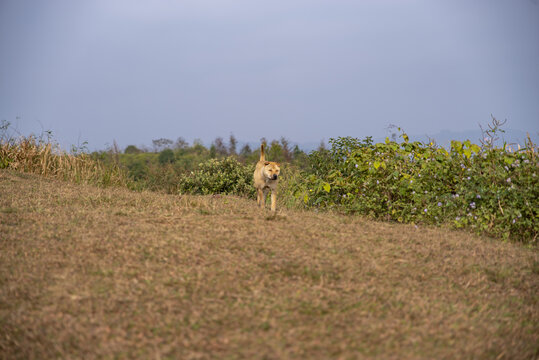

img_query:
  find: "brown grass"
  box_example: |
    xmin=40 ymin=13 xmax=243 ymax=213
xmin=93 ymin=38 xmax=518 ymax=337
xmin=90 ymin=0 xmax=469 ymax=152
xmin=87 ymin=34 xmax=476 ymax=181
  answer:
xmin=0 ymin=169 xmax=537 ymax=359
xmin=0 ymin=135 xmax=128 ymax=187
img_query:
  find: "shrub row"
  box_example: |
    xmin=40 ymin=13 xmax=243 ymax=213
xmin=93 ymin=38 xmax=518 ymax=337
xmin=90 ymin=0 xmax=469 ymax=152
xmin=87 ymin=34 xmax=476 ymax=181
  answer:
xmin=2 ymin=120 xmax=536 ymax=243
xmin=285 ymin=134 xmax=538 ymax=244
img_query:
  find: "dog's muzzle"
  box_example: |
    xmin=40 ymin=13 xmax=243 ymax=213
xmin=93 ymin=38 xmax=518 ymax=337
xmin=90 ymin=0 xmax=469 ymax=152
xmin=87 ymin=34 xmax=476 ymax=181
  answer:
xmin=272 ymin=174 xmax=278 ymax=180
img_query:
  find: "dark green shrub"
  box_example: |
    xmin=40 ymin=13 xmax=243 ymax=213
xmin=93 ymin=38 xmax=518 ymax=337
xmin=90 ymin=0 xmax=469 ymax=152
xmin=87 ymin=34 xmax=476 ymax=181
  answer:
xmin=158 ymin=149 xmax=175 ymax=164
xmin=124 ymin=145 xmax=142 ymax=154
xmin=126 ymin=160 xmax=148 ymax=181
xmin=178 ymin=157 xmax=255 ymax=197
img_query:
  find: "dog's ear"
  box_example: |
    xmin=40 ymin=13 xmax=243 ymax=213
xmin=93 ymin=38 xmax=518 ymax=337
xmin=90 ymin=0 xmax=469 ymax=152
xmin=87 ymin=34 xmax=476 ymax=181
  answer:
xmin=264 ymin=161 xmax=271 ymax=165
xmin=275 ymin=163 xmax=281 ymax=167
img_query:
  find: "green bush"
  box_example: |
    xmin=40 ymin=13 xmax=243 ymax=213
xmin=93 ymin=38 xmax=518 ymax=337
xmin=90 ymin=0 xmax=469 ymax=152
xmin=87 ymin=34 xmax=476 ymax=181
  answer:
xmin=158 ymin=149 xmax=175 ymax=164
xmin=287 ymin=133 xmax=538 ymax=244
xmin=178 ymin=157 xmax=255 ymax=197
xmin=124 ymin=145 xmax=143 ymax=154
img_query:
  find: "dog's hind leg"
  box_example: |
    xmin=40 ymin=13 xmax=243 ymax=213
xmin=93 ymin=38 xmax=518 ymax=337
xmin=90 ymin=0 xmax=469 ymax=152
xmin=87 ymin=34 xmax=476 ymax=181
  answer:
xmin=271 ymin=191 xmax=277 ymax=212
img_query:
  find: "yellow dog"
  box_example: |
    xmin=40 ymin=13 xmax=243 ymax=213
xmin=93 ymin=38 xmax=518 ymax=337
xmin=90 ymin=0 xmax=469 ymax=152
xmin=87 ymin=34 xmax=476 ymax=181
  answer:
xmin=253 ymin=144 xmax=280 ymax=212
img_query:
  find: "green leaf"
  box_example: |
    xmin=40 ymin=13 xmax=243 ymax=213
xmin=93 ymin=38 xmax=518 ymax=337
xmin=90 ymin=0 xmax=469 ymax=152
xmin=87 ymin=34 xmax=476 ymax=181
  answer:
xmin=373 ymin=161 xmax=381 ymax=169
xmin=323 ymin=182 xmax=331 ymax=193
xmin=503 ymin=156 xmax=514 ymax=165
xmin=463 ymin=149 xmax=472 ymax=159
xmin=451 ymin=140 xmax=462 ymax=153
xmin=402 ymin=133 xmax=409 ymax=143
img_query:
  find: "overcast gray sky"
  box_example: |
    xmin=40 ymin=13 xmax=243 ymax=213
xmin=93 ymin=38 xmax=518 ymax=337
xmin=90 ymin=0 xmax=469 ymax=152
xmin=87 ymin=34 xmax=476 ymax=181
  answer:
xmin=1 ymin=0 xmax=538 ymax=150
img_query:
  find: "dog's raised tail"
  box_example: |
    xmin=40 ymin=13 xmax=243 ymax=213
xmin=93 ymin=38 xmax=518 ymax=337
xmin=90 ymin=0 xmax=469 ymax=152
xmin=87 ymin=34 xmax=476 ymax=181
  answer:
xmin=260 ymin=144 xmax=265 ymax=162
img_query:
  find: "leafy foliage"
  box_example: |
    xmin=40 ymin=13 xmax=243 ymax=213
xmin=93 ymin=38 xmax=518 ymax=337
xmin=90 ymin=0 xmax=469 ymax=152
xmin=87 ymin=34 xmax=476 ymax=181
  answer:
xmin=158 ymin=149 xmax=175 ymax=165
xmin=124 ymin=145 xmax=143 ymax=154
xmin=177 ymin=157 xmax=255 ymax=196
xmin=287 ymin=131 xmax=538 ymax=244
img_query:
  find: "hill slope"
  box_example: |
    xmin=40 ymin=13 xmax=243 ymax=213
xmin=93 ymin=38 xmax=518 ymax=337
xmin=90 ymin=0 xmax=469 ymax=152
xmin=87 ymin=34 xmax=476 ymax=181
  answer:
xmin=1 ymin=170 xmax=537 ymax=359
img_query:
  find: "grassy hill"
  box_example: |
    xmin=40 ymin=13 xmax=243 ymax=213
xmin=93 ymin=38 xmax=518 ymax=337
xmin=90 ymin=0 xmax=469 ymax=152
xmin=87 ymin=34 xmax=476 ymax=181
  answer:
xmin=1 ymin=170 xmax=537 ymax=359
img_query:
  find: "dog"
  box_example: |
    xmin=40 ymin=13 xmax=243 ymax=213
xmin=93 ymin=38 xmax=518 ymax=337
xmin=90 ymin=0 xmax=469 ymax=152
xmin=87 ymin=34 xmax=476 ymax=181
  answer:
xmin=253 ymin=144 xmax=280 ymax=212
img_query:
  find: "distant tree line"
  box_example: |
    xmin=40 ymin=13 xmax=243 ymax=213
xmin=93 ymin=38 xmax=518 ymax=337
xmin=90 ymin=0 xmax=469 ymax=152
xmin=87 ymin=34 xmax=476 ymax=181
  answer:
xmin=122 ymin=134 xmax=311 ymax=166
xmin=111 ymin=134 xmax=315 ymax=186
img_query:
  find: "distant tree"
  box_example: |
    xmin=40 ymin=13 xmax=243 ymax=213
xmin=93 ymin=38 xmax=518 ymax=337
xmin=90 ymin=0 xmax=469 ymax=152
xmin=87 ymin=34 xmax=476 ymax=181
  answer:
xmin=317 ymin=139 xmax=326 ymax=152
xmin=192 ymin=139 xmax=207 ymax=155
xmin=124 ymin=145 xmax=142 ymax=154
xmin=209 ymin=144 xmax=217 ymax=158
xmin=280 ymin=137 xmax=292 ymax=162
xmin=212 ymin=137 xmax=228 ymax=156
xmin=152 ymin=138 xmax=173 ymax=152
xmin=292 ymin=145 xmax=309 ymax=168
xmin=268 ymin=140 xmax=285 ymax=163
xmin=228 ymin=134 xmax=237 ymax=155
xmin=139 ymin=145 xmax=151 ymax=153
xmin=239 ymin=143 xmax=252 ymax=158
xmin=174 ymin=137 xmax=189 ymax=150
xmin=158 ymin=149 xmax=175 ymax=164
xmin=293 ymin=145 xmax=302 ymax=157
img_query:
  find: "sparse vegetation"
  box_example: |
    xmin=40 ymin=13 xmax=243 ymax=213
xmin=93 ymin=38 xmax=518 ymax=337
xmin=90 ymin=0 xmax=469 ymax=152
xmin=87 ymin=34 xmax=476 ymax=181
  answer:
xmin=0 ymin=120 xmax=129 ymax=187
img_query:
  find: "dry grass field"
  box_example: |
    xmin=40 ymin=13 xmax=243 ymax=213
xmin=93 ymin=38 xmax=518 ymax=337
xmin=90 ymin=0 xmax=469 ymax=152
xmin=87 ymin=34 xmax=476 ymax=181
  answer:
xmin=1 ymin=169 xmax=537 ymax=359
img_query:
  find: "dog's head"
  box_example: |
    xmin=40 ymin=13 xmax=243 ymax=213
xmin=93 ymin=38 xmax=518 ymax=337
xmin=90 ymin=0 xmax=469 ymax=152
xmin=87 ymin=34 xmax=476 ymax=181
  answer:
xmin=263 ymin=161 xmax=280 ymax=180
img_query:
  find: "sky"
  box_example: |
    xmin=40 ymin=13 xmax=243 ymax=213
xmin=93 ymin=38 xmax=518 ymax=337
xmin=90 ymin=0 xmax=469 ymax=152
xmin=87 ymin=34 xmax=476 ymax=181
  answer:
xmin=1 ymin=0 xmax=538 ymax=151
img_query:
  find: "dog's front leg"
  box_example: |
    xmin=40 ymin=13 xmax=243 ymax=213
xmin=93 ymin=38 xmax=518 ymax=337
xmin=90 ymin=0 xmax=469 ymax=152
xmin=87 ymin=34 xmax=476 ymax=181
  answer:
xmin=270 ymin=191 xmax=277 ymax=212
xmin=257 ymin=188 xmax=265 ymax=208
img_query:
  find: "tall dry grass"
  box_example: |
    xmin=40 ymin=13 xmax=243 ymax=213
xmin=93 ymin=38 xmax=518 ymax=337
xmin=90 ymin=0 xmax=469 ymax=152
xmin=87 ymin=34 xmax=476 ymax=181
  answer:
xmin=0 ymin=133 xmax=129 ymax=187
